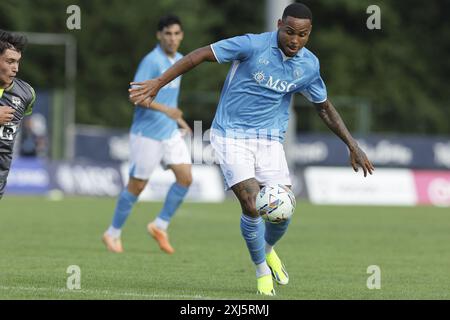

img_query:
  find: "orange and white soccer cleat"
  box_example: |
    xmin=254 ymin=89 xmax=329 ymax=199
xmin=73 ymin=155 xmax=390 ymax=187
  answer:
xmin=102 ymin=232 xmax=124 ymax=253
xmin=147 ymin=222 xmax=175 ymax=254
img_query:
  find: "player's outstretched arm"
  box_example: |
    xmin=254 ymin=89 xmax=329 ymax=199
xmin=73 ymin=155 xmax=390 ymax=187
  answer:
xmin=314 ymin=99 xmax=375 ymax=177
xmin=135 ymin=99 xmax=183 ymax=120
xmin=177 ymin=117 xmax=192 ymax=136
xmin=129 ymin=46 xmax=217 ymax=105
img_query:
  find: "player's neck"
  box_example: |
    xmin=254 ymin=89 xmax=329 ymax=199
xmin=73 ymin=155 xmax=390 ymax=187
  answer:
xmin=0 ymin=80 xmax=13 ymax=89
xmin=164 ymin=51 xmax=176 ymax=59
xmin=159 ymin=45 xmax=176 ymax=58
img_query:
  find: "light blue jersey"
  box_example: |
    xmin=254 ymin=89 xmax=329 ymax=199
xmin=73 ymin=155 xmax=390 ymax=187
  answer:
xmin=131 ymin=45 xmax=183 ymax=140
xmin=210 ymin=31 xmax=327 ymax=142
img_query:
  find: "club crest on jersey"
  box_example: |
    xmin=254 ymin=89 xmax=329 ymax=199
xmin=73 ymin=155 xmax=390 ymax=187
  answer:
xmin=258 ymin=57 xmax=269 ymax=65
xmin=293 ymin=68 xmax=302 ymax=79
xmin=12 ymin=96 xmax=22 ymax=107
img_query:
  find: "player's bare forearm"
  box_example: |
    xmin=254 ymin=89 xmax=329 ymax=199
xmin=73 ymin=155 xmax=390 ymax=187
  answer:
xmin=314 ymin=99 xmax=375 ymax=177
xmin=128 ymin=97 xmax=182 ymax=119
xmin=177 ymin=117 xmax=192 ymax=136
xmin=149 ymin=101 xmax=182 ymax=119
xmin=314 ymin=99 xmax=357 ymax=151
xmin=129 ymin=46 xmax=216 ymax=105
xmin=148 ymin=101 xmax=169 ymax=112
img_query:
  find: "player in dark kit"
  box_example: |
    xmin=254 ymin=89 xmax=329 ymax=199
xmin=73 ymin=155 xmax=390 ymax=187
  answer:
xmin=0 ymin=30 xmax=36 ymax=199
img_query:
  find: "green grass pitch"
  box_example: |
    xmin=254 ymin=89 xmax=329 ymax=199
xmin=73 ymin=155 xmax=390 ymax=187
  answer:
xmin=0 ymin=196 xmax=449 ymax=299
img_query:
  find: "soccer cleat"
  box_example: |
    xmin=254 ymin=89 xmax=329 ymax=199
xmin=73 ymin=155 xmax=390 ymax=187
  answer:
xmin=147 ymin=222 xmax=175 ymax=254
xmin=256 ymin=274 xmax=276 ymax=296
xmin=266 ymin=249 xmax=289 ymax=285
xmin=102 ymin=232 xmax=123 ymax=253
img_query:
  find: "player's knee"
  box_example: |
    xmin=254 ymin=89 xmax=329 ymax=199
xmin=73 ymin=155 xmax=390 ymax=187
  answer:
xmin=176 ymin=173 xmax=193 ymax=187
xmin=241 ymin=195 xmax=258 ymax=217
xmin=127 ymin=180 xmax=147 ymax=196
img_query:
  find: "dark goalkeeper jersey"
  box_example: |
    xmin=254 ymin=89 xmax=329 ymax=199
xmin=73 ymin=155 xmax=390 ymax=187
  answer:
xmin=0 ymin=78 xmax=35 ymax=153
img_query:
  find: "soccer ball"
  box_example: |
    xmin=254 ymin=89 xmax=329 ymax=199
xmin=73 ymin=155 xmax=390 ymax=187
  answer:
xmin=256 ymin=184 xmax=296 ymax=223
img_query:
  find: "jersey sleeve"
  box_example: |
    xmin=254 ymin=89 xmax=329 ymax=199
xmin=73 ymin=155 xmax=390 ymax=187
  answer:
xmin=299 ymin=60 xmax=328 ymax=104
xmin=133 ymin=55 xmax=159 ymax=83
xmin=210 ymin=34 xmax=253 ymax=64
xmin=24 ymin=86 xmax=36 ymax=116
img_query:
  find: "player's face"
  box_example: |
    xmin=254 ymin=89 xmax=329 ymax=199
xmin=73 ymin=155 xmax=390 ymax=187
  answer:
xmin=0 ymin=49 xmax=21 ymax=87
xmin=277 ymin=16 xmax=312 ymax=57
xmin=157 ymin=23 xmax=184 ymax=57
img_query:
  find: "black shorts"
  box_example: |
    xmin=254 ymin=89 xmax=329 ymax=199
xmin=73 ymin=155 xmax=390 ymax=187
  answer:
xmin=0 ymin=152 xmax=12 ymax=199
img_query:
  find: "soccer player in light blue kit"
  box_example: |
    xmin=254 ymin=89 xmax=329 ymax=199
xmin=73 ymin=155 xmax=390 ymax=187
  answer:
xmin=129 ymin=4 xmax=374 ymax=295
xmin=103 ymin=15 xmax=193 ymax=255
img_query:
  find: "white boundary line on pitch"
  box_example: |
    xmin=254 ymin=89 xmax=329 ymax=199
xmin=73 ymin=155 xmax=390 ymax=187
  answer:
xmin=0 ymin=285 xmax=227 ymax=300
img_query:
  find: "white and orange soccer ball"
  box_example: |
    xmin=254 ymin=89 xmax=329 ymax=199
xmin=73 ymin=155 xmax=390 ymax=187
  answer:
xmin=256 ymin=184 xmax=296 ymax=223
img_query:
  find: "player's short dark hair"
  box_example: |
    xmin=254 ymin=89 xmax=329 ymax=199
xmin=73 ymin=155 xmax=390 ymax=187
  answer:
xmin=157 ymin=15 xmax=182 ymax=31
xmin=0 ymin=30 xmax=27 ymax=54
xmin=282 ymin=3 xmax=312 ymax=22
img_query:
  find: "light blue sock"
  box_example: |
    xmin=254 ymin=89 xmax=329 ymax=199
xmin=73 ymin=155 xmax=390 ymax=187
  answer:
xmin=157 ymin=183 xmax=189 ymax=223
xmin=264 ymin=218 xmax=291 ymax=247
xmin=111 ymin=189 xmax=138 ymax=229
xmin=240 ymin=214 xmax=266 ymax=265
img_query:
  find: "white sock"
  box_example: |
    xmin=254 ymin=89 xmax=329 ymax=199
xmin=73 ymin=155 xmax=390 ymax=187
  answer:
xmin=265 ymin=243 xmax=273 ymax=255
xmin=107 ymin=226 xmax=121 ymax=239
xmin=255 ymin=261 xmax=271 ymax=278
xmin=154 ymin=217 xmax=169 ymax=231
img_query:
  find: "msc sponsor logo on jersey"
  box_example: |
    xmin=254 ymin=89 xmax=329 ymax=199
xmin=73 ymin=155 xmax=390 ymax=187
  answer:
xmin=252 ymin=70 xmax=296 ymax=92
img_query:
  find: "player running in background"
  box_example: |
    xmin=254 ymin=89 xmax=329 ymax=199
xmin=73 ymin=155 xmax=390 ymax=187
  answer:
xmin=103 ymin=15 xmax=193 ymax=254
xmin=129 ymin=4 xmax=374 ymax=295
xmin=0 ymin=30 xmax=36 ymax=200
